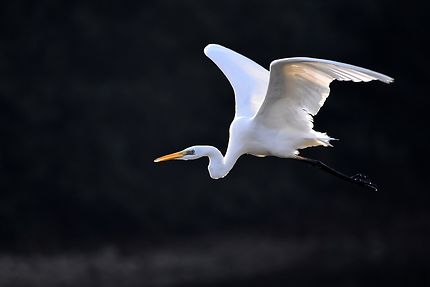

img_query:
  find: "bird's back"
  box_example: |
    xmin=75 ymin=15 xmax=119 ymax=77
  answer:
xmin=227 ymin=116 xmax=313 ymax=158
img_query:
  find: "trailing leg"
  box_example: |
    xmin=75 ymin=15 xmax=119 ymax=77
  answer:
xmin=294 ymin=156 xmax=378 ymax=191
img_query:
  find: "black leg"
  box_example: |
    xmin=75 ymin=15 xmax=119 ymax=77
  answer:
xmin=294 ymin=156 xmax=378 ymax=191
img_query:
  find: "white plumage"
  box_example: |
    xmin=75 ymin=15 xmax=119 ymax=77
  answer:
xmin=155 ymin=44 xmax=392 ymax=189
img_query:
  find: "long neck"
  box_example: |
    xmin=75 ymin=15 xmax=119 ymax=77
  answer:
xmin=203 ymin=146 xmax=240 ymax=179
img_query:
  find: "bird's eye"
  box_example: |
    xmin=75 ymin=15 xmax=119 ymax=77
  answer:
xmin=186 ymin=149 xmax=195 ymax=155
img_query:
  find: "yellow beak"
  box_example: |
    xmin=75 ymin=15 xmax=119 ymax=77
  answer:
xmin=154 ymin=151 xmax=186 ymax=163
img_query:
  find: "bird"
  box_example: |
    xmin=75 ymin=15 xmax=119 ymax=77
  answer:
xmin=154 ymin=44 xmax=393 ymax=191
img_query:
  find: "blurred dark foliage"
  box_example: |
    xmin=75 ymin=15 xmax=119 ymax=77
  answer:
xmin=0 ymin=0 xmax=428 ymax=286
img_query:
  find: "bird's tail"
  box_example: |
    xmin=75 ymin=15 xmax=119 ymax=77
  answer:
xmin=315 ymin=132 xmax=337 ymax=147
xmin=297 ymin=132 xmax=337 ymax=150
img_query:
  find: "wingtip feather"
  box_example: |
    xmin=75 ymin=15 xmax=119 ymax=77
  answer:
xmin=373 ymin=72 xmax=394 ymax=84
xmin=204 ymin=44 xmax=223 ymax=56
xmin=386 ymin=76 xmax=394 ymax=84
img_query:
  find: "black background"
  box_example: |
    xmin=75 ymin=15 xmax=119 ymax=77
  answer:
xmin=0 ymin=1 xmax=428 ymax=286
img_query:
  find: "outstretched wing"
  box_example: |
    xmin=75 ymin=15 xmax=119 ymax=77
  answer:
xmin=204 ymin=44 xmax=270 ymax=118
xmin=254 ymin=57 xmax=393 ymax=130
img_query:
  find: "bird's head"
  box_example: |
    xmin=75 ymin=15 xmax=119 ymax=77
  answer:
xmin=154 ymin=146 xmax=206 ymax=163
xmin=154 ymin=145 xmax=234 ymax=179
xmin=154 ymin=145 xmax=229 ymax=179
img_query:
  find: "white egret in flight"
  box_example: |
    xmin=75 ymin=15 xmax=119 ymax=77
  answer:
xmin=154 ymin=44 xmax=393 ymax=191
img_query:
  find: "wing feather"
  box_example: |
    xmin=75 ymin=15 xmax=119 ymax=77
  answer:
xmin=204 ymin=44 xmax=270 ymax=118
xmin=254 ymin=57 xmax=393 ymax=131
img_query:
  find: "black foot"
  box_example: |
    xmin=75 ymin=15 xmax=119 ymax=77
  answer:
xmin=351 ymin=173 xmax=378 ymax=191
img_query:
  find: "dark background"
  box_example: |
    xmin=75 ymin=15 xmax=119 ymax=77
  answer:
xmin=0 ymin=0 xmax=428 ymax=286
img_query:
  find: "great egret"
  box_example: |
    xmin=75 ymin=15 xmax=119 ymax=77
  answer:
xmin=154 ymin=44 xmax=393 ymax=191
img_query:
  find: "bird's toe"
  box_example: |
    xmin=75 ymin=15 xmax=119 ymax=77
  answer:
xmin=352 ymin=173 xmax=369 ymax=181
xmin=351 ymin=173 xmax=378 ymax=191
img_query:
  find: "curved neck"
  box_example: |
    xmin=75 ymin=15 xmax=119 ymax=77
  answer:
xmin=201 ymin=146 xmax=240 ymax=179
